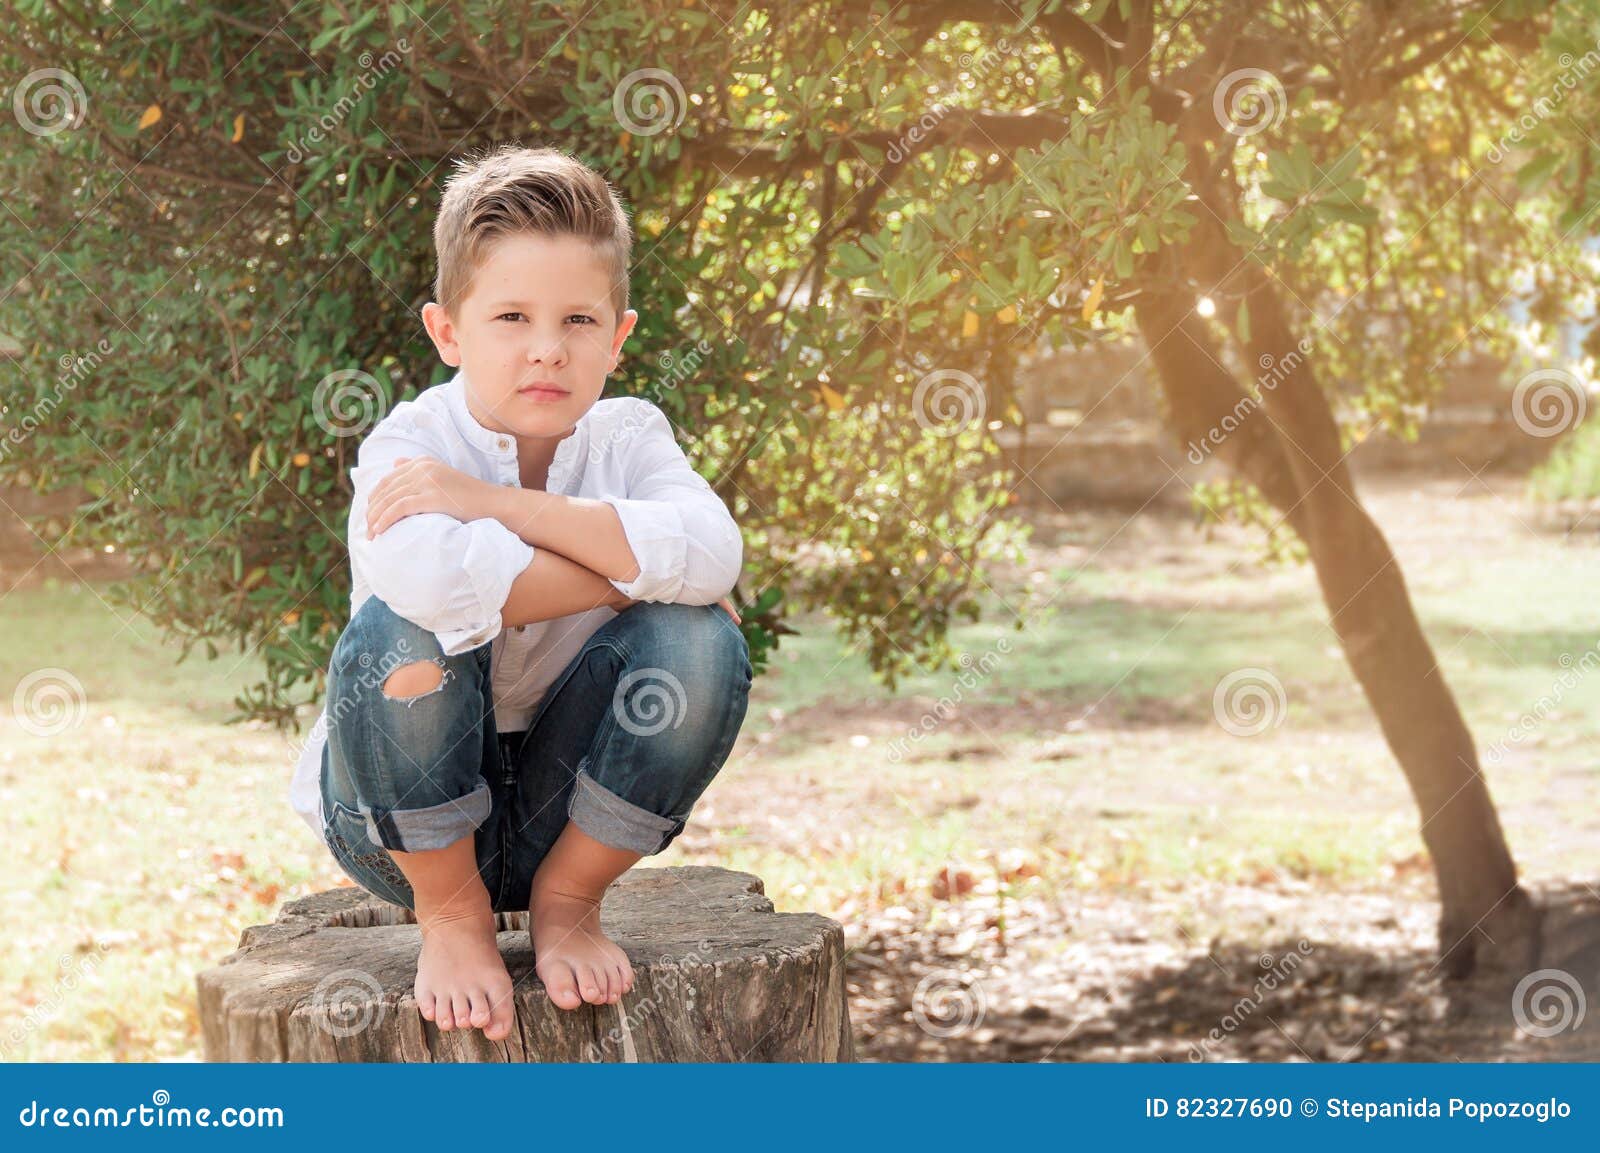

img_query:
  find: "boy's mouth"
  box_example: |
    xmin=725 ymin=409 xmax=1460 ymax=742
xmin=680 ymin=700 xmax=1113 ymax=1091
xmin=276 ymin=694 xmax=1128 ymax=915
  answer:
xmin=516 ymin=381 xmax=570 ymax=401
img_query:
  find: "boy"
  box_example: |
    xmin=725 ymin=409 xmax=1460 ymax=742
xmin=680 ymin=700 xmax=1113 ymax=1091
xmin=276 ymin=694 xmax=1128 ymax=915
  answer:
xmin=288 ymin=144 xmax=751 ymax=1043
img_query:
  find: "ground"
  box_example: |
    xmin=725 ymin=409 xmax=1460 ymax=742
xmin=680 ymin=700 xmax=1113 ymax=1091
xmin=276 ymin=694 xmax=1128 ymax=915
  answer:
xmin=2 ymin=469 xmax=1597 ymax=1061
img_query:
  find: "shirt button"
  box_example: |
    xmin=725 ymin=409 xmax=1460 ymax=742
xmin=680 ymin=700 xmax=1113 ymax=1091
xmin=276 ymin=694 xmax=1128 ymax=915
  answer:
xmin=496 ymin=437 xmax=510 ymax=451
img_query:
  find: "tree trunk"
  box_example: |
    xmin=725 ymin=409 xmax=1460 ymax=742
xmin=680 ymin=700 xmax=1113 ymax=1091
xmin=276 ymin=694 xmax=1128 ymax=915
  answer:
xmin=196 ymin=866 xmax=855 ymax=1062
xmin=1133 ymin=207 xmax=1541 ymax=976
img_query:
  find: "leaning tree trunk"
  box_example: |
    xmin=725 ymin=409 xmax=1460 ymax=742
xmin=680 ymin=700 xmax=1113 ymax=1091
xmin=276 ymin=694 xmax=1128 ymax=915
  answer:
xmin=1132 ymin=201 xmax=1540 ymax=977
xmin=996 ymin=0 xmax=1544 ymax=979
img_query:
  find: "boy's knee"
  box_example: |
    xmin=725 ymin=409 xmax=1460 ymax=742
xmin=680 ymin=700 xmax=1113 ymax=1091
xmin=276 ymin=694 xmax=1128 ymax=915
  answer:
xmin=627 ymin=601 xmax=749 ymax=672
xmin=383 ymin=660 xmax=445 ymax=700
xmin=332 ymin=595 xmax=440 ymax=677
xmin=680 ymin=604 xmax=751 ymax=687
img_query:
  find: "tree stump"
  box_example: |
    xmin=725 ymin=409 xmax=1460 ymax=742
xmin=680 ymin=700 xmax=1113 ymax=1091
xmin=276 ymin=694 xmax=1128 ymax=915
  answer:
xmin=196 ymin=866 xmax=854 ymax=1062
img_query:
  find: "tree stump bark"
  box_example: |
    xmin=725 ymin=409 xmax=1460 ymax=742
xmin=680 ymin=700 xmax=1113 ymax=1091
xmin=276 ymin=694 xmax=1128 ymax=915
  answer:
xmin=196 ymin=866 xmax=854 ymax=1062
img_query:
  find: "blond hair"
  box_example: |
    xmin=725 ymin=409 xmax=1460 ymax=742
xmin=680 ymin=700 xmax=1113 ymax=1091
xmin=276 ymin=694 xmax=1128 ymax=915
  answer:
xmin=432 ymin=143 xmax=633 ymax=319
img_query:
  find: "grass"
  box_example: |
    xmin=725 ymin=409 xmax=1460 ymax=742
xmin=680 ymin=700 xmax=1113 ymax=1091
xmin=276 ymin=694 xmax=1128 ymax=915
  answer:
xmin=3 ymin=473 xmax=1598 ymax=1059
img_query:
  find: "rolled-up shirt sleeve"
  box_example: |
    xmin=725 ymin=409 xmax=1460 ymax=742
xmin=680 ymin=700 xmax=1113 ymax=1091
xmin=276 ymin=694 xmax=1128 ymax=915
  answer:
xmin=347 ymin=421 xmax=533 ymax=654
xmin=600 ymin=400 xmax=742 ymax=605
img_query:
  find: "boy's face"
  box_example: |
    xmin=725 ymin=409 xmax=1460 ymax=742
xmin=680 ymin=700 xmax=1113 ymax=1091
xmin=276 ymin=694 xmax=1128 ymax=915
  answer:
xmin=421 ymin=232 xmax=637 ymax=442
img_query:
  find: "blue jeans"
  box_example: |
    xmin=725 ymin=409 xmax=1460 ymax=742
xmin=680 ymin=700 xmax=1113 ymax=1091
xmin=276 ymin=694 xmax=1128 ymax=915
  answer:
xmin=318 ymin=595 xmax=753 ymax=914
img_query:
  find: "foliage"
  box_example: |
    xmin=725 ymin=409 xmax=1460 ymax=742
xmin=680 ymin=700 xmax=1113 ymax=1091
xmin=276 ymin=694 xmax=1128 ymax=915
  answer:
xmin=2 ymin=0 xmax=1597 ymax=723
xmin=1530 ymin=418 xmax=1600 ymax=502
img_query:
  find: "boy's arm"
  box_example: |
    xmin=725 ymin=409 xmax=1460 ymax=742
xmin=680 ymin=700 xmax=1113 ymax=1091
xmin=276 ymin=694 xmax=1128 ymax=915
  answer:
xmin=499 ymin=547 xmax=634 ymax=627
xmin=490 ymin=399 xmax=743 ymax=606
xmin=349 ymin=418 xmax=533 ymax=654
xmin=487 ymin=490 xmax=643 ymax=584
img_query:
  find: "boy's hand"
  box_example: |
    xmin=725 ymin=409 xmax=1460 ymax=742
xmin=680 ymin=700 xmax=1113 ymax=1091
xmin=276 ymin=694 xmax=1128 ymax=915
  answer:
xmin=365 ymin=457 xmax=502 ymax=539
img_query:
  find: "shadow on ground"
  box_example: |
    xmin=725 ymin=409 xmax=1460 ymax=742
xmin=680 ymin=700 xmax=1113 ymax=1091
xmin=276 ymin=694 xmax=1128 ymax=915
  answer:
xmin=847 ymin=880 xmax=1600 ymax=1062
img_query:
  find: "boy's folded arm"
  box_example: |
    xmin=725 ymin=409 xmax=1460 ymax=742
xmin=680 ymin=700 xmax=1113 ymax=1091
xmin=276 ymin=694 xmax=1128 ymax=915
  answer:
xmin=498 ymin=548 xmax=633 ymax=628
xmin=348 ymin=427 xmax=533 ymax=654
xmin=596 ymin=401 xmax=743 ymax=606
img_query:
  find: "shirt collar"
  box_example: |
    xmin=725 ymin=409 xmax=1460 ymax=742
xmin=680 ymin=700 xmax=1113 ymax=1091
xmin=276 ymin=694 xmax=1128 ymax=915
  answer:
xmin=444 ymin=370 xmax=512 ymax=455
xmin=445 ymin=369 xmax=588 ymax=488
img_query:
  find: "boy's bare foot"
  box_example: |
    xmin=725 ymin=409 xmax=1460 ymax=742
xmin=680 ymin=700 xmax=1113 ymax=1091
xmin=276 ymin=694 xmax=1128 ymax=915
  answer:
xmin=413 ymin=900 xmax=516 ymax=1040
xmin=529 ymin=884 xmax=635 ymax=1010
xmin=387 ymin=836 xmax=516 ymax=1040
xmin=412 ymin=901 xmax=512 ymax=1042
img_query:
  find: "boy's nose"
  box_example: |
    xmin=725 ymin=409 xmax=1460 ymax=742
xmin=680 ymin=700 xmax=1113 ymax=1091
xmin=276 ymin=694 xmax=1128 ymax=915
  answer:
xmin=526 ymin=334 xmax=567 ymax=364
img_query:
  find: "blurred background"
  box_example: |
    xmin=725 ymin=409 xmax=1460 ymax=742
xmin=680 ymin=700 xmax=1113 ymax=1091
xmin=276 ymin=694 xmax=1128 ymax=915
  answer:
xmin=3 ymin=0 xmax=1599 ymax=1061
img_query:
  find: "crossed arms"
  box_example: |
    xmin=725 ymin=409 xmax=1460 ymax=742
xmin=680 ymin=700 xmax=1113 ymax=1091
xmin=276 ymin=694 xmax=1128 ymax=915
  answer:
xmin=346 ymin=400 xmax=742 ymax=651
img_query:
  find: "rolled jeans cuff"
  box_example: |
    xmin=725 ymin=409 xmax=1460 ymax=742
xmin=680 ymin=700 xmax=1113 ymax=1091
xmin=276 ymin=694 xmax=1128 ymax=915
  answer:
xmin=568 ymin=770 xmax=682 ymax=855
xmin=362 ymin=779 xmax=492 ymax=851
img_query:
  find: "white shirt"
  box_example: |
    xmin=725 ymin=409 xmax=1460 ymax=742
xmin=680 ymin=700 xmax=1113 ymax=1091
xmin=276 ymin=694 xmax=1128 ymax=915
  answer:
xmin=287 ymin=371 xmax=743 ymax=836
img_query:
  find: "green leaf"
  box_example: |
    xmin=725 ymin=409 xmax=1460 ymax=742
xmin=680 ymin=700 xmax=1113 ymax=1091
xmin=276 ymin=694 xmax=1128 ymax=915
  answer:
xmin=1266 ymin=150 xmax=1301 ymax=191
xmin=1316 ymin=200 xmax=1378 ymax=226
xmin=1289 ymin=142 xmax=1315 ymax=185
xmin=1324 ymin=147 xmax=1362 ymax=185
xmin=1515 ymin=151 xmax=1563 ymax=191
xmin=309 ymin=24 xmax=344 ymax=51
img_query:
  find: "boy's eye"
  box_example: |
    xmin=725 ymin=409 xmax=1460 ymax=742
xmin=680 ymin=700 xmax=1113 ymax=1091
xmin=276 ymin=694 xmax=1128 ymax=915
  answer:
xmin=494 ymin=312 xmax=595 ymax=324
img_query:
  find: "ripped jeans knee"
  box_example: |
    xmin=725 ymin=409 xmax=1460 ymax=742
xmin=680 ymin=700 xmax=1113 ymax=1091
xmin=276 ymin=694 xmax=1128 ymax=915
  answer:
xmin=382 ymin=658 xmax=453 ymax=704
xmin=320 ymin=595 xmax=495 ymax=858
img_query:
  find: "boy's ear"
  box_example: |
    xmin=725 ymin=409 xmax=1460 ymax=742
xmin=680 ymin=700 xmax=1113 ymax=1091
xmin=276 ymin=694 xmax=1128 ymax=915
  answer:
xmin=421 ymin=302 xmax=462 ymax=368
xmin=607 ymin=309 xmax=638 ymax=371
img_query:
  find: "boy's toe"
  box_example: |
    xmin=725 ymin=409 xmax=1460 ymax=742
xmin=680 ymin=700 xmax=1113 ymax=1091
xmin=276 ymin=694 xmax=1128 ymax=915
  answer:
xmin=538 ymin=960 xmax=583 ymax=1010
xmin=468 ymin=990 xmax=493 ymax=1029
xmin=450 ymin=991 xmax=473 ymax=1031
xmin=486 ymin=993 xmax=516 ymax=1041
xmin=415 ymin=991 xmax=437 ymax=1021
xmin=578 ymin=964 xmax=605 ymax=1004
